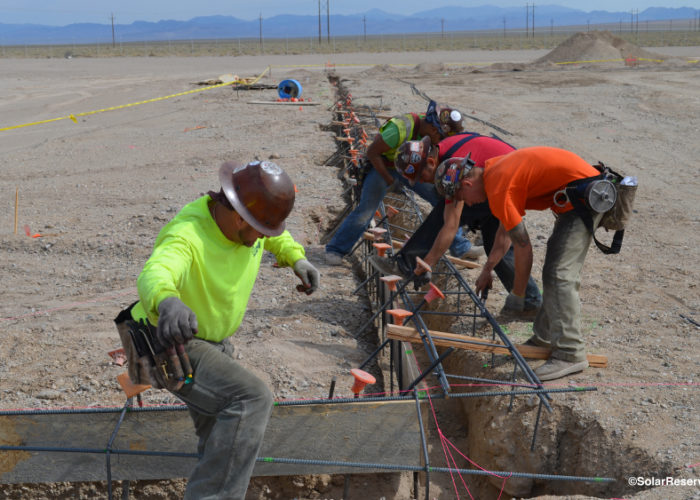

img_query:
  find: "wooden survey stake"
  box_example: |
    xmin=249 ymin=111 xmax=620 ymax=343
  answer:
xmin=387 ymin=324 xmax=608 ymax=368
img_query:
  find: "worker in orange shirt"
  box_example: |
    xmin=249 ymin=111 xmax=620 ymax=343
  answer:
xmin=434 ymin=146 xmax=604 ymax=381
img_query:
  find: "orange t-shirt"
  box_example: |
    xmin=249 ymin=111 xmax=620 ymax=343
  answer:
xmin=482 ymin=147 xmax=600 ymax=231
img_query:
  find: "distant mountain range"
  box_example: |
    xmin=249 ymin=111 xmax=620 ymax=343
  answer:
xmin=0 ymin=6 xmax=697 ymax=45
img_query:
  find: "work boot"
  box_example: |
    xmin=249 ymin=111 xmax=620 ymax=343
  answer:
xmin=324 ymin=251 xmax=344 ymax=266
xmin=534 ymin=358 xmax=589 ymax=381
xmin=368 ymin=255 xmax=407 ymax=278
xmin=458 ymin=245 xmax=485 ymax=261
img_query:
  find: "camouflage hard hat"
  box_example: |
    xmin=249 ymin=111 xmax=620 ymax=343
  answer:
xmin=426 ymin=100 xmax=464 ymax=138
xmin=433 ymin=154 xmax=476 ymax=200
xmin=395 ymin=136 xmax=432 ymax=186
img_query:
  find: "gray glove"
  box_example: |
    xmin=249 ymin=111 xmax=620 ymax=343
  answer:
xmin=386 ymin=178 xmax=403 ymax=194
xmin=157 ymin=296 xmax=198 ymax=346
xmin=293 ymin=259 xmax=320 ymax=295
xmin=503 ymin=292 xmax=525 ymax=312
xmin=413 ymin=271 xmax=432 ymax=291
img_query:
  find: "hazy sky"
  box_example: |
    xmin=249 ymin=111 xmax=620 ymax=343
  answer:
xmin=0 ymin=1 xmax=697 ymax=25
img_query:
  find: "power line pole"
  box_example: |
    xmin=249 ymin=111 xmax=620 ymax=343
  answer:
xmin=503 ymin=16 xmax=506 ymax=38
xmin=363 ymin=15 xmax=366 ymax=42
xmin=532 ymin=3 xmax=535 ymax=38
xmin=111 ymin=13 xmax=115 ymax=48
xmin=630 ymin=9 xmax=633 ymax=33
xmin=525 ymin=3 xmax=529 ymax=38
xmin=326 ymin=0 xmax=330 ymax=44
xmin=441 ymin=18 xmax=445 ymax=39
xmin=318 ymin=0 xmax=321 ymax=45
xmin=259 ymin=13 xmax=263 ymax=52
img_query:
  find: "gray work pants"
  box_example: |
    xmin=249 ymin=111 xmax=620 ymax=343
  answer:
xmin=173 ymin=338 xmax=274 ymax=500
xmin=532 ymin=210 xmax=602 ymax=363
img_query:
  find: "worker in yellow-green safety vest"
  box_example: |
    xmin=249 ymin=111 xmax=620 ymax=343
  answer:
xmin=325 ymin=100 xmax=483 ymax=265
xmin=115 ymin=160 xmax=320 ymax=500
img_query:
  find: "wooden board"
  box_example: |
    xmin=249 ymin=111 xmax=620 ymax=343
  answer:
xmin=363 ymin=232 xmax=479 ymax=270
xmin=0 ymin=400 xmax=420 ymax=483
xmin=445 ymin=255 xmax=480 ymax=269
xmin=387 ymin=324 xmax=608 ymax=368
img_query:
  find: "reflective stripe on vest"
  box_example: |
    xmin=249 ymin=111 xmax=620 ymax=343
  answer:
xmin=382 ymin=113 xmax=419 ymax=163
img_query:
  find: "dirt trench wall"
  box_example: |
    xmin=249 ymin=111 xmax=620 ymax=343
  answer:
xmin=441 ymin=351 xmax=673 ymax=499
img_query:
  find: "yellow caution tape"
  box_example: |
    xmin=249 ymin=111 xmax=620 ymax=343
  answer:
xmin=2 ymin=55 xmax=693 ymax=133
xmin=0 ymin=67 xmax=270 ymax=133
xmin=555 ymin=58 xmax=625 ymax=65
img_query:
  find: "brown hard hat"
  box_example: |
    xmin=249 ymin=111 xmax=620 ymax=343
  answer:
xmin=219 ymin=160 xmax=295 ymax=237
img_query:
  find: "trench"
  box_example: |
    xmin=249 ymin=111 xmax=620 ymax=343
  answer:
xmin=323 ymin=72 xmax=672 ymax=499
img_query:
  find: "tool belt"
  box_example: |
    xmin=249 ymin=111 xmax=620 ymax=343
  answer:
xmin=114 ymin=302 xmax=193 ymax=391
xmin=554 ymin=162 xmax=637 ymax=255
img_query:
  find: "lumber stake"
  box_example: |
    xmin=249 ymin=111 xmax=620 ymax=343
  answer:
xmin=14 ymin=187 xmax=18 ymax=235
xmin=387 ymin=324 xmax=608 ymax=368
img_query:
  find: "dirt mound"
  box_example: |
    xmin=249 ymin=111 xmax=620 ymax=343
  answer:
xmin=487 ymin=62 xmax=527 ymax=72
xmin=536 ymin=30 xmax=668 ymax=64
xmin=360 ymin=63 xmax=398 ymax=76
xmin=280 ymin=68 xmax=316 ymax=79
xmin=413 ymin=62 xmax=448 ymax=74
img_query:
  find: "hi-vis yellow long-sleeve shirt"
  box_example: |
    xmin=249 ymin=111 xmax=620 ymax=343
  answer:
xmin=130 ymin=195 xmax=306 ymax=342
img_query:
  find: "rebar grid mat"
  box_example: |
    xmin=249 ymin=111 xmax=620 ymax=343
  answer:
xmin=356 ymin=194 xmax=556 ymax=410
xmin=0 ymin=390 xmax=612 ymax=500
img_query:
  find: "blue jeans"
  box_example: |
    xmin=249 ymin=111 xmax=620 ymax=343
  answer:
xmin=395 ymin=199 xmax=542 ymax=310
xmin=326 ymin=167 xmax=471 ymax=257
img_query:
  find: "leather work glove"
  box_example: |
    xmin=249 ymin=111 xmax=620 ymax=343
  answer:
xmin=157 ymin=296 xmax=198 ymax=346
xmin=475 ymin=268 xmax=494 ymax=298
xmin=413 ymin=271 xmax=432 ymax=291
xmin=503 ymin=292 xmax=525 ymax=312
xmin=293 ymin=259 xmax=320 ymax=295
xmin=386 ymin=178 xmax=403 ymax=194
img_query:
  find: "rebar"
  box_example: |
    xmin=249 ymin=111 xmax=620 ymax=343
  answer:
xmin=255 ymin=456 xmax=614 ymax=483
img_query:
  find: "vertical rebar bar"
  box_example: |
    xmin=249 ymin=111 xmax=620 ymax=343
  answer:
xmin=414 ymin=388 xmax=430 ymax=500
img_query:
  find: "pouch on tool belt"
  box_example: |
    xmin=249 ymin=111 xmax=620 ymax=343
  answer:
xmin=598 ymin=175 xmax=637 ymax=232
xmin=585 ymin=161 xmax=638 ymax=232
xmin=558 ymin=161 xmax=637 ymax=255
xmin=114 ymin=303 xmax=187 ymax=391
xmin=355 ymin=158 xmax=372 ymax=187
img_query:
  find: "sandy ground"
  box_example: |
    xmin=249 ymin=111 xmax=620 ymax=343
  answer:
xmin=1 ymin=39 xmax=699 ymax=499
